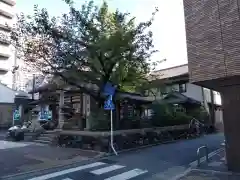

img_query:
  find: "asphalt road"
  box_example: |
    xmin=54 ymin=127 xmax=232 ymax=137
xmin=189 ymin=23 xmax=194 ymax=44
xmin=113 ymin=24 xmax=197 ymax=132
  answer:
xmin=1 ymin=133 xmax=224 ymax=180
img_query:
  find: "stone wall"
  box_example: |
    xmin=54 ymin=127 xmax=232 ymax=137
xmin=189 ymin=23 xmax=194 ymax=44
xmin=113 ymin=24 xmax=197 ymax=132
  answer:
xmin=0 ymin=103 xmax=13 ymax=128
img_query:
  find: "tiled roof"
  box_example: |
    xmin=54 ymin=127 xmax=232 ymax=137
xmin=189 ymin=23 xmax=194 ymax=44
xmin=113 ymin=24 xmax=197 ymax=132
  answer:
xmin=151 ymin=64 xmax=189 ymax=80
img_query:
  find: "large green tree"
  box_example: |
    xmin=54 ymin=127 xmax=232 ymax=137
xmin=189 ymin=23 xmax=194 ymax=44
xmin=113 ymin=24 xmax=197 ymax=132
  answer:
xmin=12 ymin=0 xmax=159 ymax=102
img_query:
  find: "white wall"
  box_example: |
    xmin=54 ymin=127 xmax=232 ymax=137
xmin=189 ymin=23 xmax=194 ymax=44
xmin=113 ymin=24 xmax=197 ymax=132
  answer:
xmin=0 ymin=83 xmax=15 ymax=103
xmin=182 ymin=84 xmax=222 ymax=106
xmin=183 ymin=83 xmax=204 ymax=102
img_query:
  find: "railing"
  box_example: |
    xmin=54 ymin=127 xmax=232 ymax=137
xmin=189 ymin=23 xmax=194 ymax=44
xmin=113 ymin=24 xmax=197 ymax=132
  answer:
xmin=197 ymin=145 xmax=209 ymax=166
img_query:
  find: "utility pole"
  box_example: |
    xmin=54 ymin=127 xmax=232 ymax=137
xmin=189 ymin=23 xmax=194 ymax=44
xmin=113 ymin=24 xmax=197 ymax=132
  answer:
xmin=12 ymin=48 xmax=18 ymax=90
xmin=210 ymin=90 xmax=215 ymax=126
xmin=32 ymin=74 xmax=35 ymax=100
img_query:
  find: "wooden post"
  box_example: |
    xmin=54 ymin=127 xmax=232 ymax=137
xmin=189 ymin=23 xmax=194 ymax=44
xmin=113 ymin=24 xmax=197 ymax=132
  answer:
xmin=58 ymin=90 xmax=65 ymax=129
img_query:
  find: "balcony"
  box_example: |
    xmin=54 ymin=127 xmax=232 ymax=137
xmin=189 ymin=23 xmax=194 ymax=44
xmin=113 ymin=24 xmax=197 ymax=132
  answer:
xmin=0 ymin=47 xmax=10 ymax=58
xmin=0 ymin=58 xmax=9 ymax=74
xmin=0 ymin=43 xmax=11 ymax=57
xmin=0 ymin=52 xmax=10 ymax=58
xmin=0 ymin=31 xmax=10 ymax=45
xmin=0 ymin=67 xmax=8 ymax=74
xmin=1 ymin=0 xmax=15 ymax=6
xmin=0 ymin=16 xmax=12 ymax=31
xmin=0 ymin=1 xmax=14 ymax=18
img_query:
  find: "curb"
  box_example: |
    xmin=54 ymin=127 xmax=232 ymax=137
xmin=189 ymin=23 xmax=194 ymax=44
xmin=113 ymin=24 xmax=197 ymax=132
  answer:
xmin=105 ymin=138 xmax=188 ymax=156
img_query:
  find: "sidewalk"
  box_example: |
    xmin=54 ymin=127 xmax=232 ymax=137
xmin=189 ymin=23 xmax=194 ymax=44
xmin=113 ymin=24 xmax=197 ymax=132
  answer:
xmin=178 ymin=149 xmax=240 ymax=180
xmin=0 ymin=141 xmax=104 ymax=177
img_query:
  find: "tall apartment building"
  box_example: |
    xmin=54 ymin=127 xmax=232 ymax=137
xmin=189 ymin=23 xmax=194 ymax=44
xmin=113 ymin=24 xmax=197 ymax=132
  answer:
xmin=0 ymin=0 xmax=16 ymax=88
xmin=183 ymin=0 xmax=240 ymax=172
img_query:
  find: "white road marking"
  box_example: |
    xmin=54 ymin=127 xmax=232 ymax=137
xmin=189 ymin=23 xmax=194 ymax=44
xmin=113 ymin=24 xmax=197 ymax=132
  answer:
xmin=62 ymin=178 xmax=73 ymax=180
xmin=91 ymin=165 xmax=125 ymax=175
xmin=104 ymin=168 xmax=148 ymax=180
xmin=0 ymin=140 xmax=29 ymax=149
xmin=27 ymin=162 xmax=106 ymax=180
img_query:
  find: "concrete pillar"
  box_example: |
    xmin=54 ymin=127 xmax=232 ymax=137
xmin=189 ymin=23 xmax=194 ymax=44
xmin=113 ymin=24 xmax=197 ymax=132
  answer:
xmin=221 ymin=85 xmax=240 ymax=172
xmin=58 ymin=91 xmax=65 ymax=129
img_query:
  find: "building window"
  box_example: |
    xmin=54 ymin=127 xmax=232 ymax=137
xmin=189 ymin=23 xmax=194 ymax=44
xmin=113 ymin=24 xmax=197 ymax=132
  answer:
xmin=179 ymin=83 xmax=187 ymax=93
xmin=73 ymin=103 xmax=80 ymax=113
xmin=173 ymin=104 xmax=186 ymax=112
xmin=161 ymin=86 xmax=172 ymax=95
xmin=149 ymin=88 xmax=158 ymax=96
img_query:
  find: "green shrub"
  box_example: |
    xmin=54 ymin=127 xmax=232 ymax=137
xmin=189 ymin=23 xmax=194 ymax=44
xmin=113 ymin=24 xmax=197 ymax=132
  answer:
xmin=88 ymin=108 xmax=110 ymax=131
xmin=188 ymin=106 xmax=210 ymax=124
xmin=150 ymin=103 xmax=192 ymax=127
xmin=173 ymin=111 xmax=192 ymax=125
xmin=150 ymin=103 xmax=174 ymax=127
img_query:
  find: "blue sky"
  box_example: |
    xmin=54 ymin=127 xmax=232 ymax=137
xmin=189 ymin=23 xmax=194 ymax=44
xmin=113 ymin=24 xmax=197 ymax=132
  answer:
xmin=16 ymin=0 xmax=187 ymax=70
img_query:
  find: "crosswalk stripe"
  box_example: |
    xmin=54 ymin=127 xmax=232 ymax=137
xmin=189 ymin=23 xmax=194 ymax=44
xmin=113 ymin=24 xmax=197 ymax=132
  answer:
xmin=27 ymin=162 xmax=106 ymax=180
xmin=104 ymin=168 xmax=148 ymax=180
xmin=91 ymin=165 xmax=125 ymax=175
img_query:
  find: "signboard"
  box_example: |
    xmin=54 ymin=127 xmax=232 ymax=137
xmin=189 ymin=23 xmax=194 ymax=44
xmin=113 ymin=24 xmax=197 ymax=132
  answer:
xmin=103 ymin=82 xmax=118 ymax=155
xmin=13 ymin=109 xmax=20 ymax=121
xmin=104 ymin=95 xmax=115 ymax=110
xmin=39 ymin=109 xmax=52 ymax=121
xmin=103 ymin=82 xmax=116 ymax=111
xmin=48 ymin=111 xmax=52 ymax=120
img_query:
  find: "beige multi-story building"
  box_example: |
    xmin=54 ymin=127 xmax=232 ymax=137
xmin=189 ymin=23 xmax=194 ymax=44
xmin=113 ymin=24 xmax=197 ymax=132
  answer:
xmin=0 ymin=0 xmax=16 ymax=88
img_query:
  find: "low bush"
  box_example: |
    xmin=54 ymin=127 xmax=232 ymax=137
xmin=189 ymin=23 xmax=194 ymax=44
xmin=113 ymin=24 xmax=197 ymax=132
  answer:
xmin=150 ymin=103 xmax=192 ymax=127
xmin=188 ymin=106 xmax=210 ymax=123
xmin=88 ymin=109 xmax=110 ymax=131
xmin=173 ymin=111 xmax=193 ymax=125
xmin=53 ymin=125 xmax=199 ymax=152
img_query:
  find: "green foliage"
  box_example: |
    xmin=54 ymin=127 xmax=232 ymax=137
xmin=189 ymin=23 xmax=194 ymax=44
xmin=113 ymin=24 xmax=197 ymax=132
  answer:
xmin=150 ymin=103 xmax=174 ymax=127
xmin=11 ymin=0 xmax=159 ymax=101
xmin=150 ymin=103 xmax=192 ymax=127
xmin=173 ymin=111 xmax=193 ymax=125
xmin=188 ymin=106 xmax=209 ymax=123
xmin=88 ymin=109 xmax=110 ymax=131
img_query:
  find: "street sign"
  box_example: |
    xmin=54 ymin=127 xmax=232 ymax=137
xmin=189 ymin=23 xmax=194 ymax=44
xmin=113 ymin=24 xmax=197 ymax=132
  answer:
xmin=104 ymin=95 xmax=115 ymax=110
xmin=39 ymin=108 xmax=51 ymax=121
xmin=13 ymin=110 xmax=20 ymax=121
xmin=103 ymin=82 xmax=116 ymax=96
xmin=48 ymin=111 xmax=52 ymax=120
xmin=103 ymin=83 xmax=118 ymax=155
